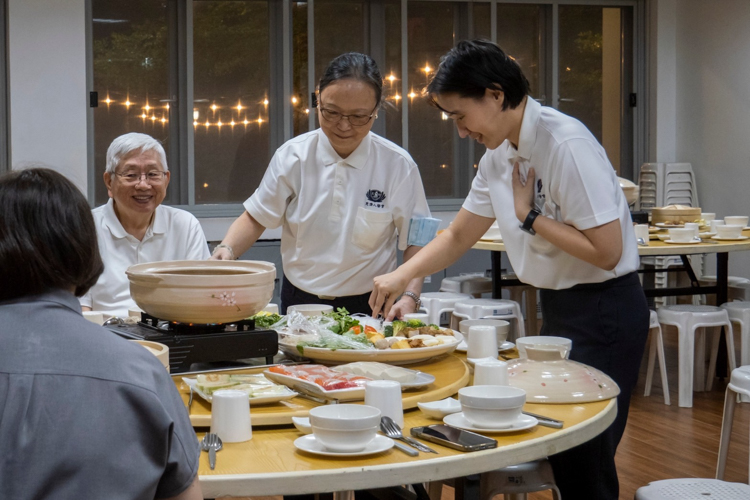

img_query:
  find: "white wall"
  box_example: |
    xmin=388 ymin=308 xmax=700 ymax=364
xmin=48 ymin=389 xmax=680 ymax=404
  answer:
xmin=656 ymin=0 xmax=750 ymax=276
xmin=8 ymin=0 xmax=88 ymax=191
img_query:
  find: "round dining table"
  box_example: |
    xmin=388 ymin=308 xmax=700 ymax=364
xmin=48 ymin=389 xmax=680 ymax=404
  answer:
xmin=176 ymin=354 xmax=617 ymax=499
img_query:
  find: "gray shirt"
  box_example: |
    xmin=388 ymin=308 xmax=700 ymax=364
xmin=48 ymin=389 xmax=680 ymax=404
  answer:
xmin=0 ymin=289 xmax=200 ymax=499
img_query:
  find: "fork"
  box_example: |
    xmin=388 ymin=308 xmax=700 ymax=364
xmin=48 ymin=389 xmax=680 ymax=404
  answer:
xmin=380 ymin=416 xmax=438 ymax=454
xmin=201 ymin=433 xmax=223 ymax=470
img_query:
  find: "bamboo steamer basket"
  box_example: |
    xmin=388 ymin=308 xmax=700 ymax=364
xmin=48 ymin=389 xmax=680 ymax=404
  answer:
xmin=651 ymin=205 xmax=701 ymax=225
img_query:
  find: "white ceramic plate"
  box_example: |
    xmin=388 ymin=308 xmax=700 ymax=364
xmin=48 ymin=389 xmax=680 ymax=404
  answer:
xmin=417 ymin=397 xmax=462 ymax=419
xmin=280 ymin=331 xmax=463 ymax=365
xmin=456 ymin=340 xmax=515 ymax=353
xmin=294 ymin=434 xmax=394 ymax=457
xmin=181 ymin=377 xmax=298 ymax=405
xmin=655 ymin=222 xmax=685 ymax=228
xmin=264 ymin=369 xmax=436 ymax=402
xmin=664 ymin=239 xmax=701 ymax=244
xmin=443 ymin=412 xmax=538 ymax=433
xmin=712 ymin=235 xmax=750 ymax=241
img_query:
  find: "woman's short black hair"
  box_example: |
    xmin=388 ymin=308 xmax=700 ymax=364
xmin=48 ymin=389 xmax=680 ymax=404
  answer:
xmin=0 ymin=168 xmax=104 ymax=301
xmin=426 ymin=39 xmax=530 ymax=110
xmin=318 ymin=52 xmax=383 ymax=107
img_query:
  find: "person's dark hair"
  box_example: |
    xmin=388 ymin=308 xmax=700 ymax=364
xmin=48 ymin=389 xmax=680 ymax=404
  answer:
xmin=426 ymin=39 xmax=530 ymax=111
xmin=0 ymin=168 xmax=104 ymax=301
xmin=318 ymin=52 xmax=383 ymax=106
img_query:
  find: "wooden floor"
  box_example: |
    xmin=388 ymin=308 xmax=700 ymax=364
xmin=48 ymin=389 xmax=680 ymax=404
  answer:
xmin=222 ymin=327 xmax=750 ymax=500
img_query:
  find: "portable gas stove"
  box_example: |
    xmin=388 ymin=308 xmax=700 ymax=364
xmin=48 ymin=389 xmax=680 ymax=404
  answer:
xmin=107 ymin=313 xmax=278 ymax=373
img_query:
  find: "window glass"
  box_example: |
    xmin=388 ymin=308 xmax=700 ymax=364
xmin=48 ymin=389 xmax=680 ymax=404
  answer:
xmin=382 ymin=0 xmax=402 ymax=147
xmin=408 ymin=1 xmax=456 ymax=198
xmin=292 ymin=2 xmax=310 ymax=137
xmin=91 ymin=0 xmax=170 ymax=206
xmin=497 ymin=4 xmax=542 ymax=98
xmin=193 ymin=1 xmax=270 ymax=204
xmin=313 ymin=0 xmax=365 ymax=95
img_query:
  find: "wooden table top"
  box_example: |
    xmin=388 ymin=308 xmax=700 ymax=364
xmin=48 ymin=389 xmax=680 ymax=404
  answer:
xmin=473 ymin=228 xmax=750 ymax=256
xmin=185 ymin=354 xmax=617 ymax=497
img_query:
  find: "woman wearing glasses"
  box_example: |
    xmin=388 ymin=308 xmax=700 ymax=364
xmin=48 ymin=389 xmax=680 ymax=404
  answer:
xmin=81 ymin=132 xmax=210 ymax=317
xmin=214 ymin=52 xmax=430 ymax=318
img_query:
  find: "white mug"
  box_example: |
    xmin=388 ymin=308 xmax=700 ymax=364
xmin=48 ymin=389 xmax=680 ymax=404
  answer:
xmin=473 ymin=359 xmax=509 ymax=386
xmin=211 ymin=390 xmax=252 ymax=443
xmin=684 ymin=222 xmax=700 ymax=239
xmin=466 ymin=325 xmax=499 ymax=359
xmin=364 ymin=380 xmax=403 ymax=428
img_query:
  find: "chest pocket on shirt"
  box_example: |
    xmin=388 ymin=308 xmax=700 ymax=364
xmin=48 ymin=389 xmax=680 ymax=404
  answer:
xmin=352 ymin=207 xmax=393 ymax=252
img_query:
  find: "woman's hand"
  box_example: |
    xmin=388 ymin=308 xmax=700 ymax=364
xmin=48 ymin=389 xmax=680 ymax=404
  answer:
xmin=387 ymin=296 xmax=417 ymax=322
xmin=369 ymin=269 xmax=412 ymax=319
xmin=512 ymin=163 xmax=536 ymax=222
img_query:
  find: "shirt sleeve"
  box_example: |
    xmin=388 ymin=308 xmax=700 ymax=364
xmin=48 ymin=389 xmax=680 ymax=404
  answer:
xmin=390 ymin=161 xmax=431 ymax=251
xmin=547 ymin=138 xmax=620 ymax=231
xmin=462 ymin=155 xmax=496 ymax=218
xmin=244 ymin=149 xmax=298 ymax=230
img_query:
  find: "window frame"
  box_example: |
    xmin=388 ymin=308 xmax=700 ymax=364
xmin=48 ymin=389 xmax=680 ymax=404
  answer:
xmin=85 ymin=0 xmax=647 ymax=216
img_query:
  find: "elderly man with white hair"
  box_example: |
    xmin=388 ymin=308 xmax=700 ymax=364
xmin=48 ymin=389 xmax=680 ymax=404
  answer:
xmin=81 ymin=133 xmax=210 ymax=318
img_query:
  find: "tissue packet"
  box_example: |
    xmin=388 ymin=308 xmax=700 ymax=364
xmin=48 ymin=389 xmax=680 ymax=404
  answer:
xmin=407 ymin=217 xmax=441 ymax=247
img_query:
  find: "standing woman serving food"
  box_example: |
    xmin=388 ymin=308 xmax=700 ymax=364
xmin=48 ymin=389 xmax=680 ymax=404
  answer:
xmin=213 ymin=52 xmax=430 ymax=318
xmin=369 ymin=40 xmax=648 ymax=500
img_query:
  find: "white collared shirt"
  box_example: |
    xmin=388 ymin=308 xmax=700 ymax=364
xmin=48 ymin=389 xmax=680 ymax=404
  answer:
xmin=463 ymin=97 xmax=639 ymax=290
xmin=80 ymin=199 xmax=210 ymax=317
xmin=245 ymin=128 xmax=430 ymax=296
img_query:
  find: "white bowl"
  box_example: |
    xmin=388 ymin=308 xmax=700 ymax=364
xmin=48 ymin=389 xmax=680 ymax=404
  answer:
xmin=417 ymin=397 xmax=461 ymax=419
xmin=308 ymin=404 xmax=381 ymax=430
xmin=516 ymin=336 xmax=572 ymax=359
xmin=458 ymin=385 xmax=526 ymax=428
xmin=716 ymin=224 xmax=744 ymax=239
xmin=126 ymin=260 xmax=276 ymax=324
xmin=459 ymin=319 xmax=510 ymax=344
xmin=724 ymin=216 xmax=749 ymax=227
xmin=667 ymin=227 xmax=696 ymax=243
xmin=291 ymin=416 xmax=312 ymax=434
xmin=287 ymin=304 xmax=334 ymax=317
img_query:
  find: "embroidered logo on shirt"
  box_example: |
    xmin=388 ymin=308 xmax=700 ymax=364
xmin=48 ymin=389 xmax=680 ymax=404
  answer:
xmin=535 ymin=178 xmax=546 ymax=209
xmin=365 ymin=189 xmax=386 ymax=208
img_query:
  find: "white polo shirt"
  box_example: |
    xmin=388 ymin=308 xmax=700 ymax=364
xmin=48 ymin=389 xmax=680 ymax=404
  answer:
xmin=463 ymin=97 xmax=639 ymax=290
xmin=245 ymin=128 xmax=430 ymax=297
xmin=80 ymin=199 xmax=210 ymax=317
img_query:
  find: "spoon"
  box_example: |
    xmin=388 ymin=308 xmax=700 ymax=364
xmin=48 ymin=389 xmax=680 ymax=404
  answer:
xmin=201 ymin=433 xmax=223 ymax=470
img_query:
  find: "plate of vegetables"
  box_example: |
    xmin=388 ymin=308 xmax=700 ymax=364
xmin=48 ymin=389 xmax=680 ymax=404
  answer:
xmin=279 ymin=309 xmax=463 ymax=365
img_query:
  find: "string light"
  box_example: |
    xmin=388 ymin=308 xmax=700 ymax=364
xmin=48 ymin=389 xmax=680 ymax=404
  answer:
xmin=263 ymin=99 xmax=269 ymax=106
xmin=165 ymin=103 xmax=169 ymax=110
xmin=193 ymin=110 xmax=199 ymax=120
xmin=144 ymin=103 xmax=151 ymax=112
xmin=305 ymin=109 xmax=309 ymax=114
xmin=205 ymin=119 xmax=210 ymax=127
xmin=393 ymin=94 xmax=401 ymax=101
xmin=217 ymin=119 xmax=223 ymax=127
xmin=104 ymin=95 xmax=113 ymax=105
xmin=193 ymin=120 xmax=198 ymax=127
xmin=257 ymin=117 xmax=264 ymax=124
xmin=387 ymin=74 xmax=396 ymax=83
xmin=140 ymin=112 xmax=147 ymax=119
xmin=160 ymin=117 xmax=167 ymax=124
xmin=291 ymin=96 xmax=298 ymax=105
xmin=243 ymin=119 xmax=249 ymax=125
xmin=203 ymin=183 xmax=209 ymax=188
xmin=422 ymin=64 xmax=432 ymax=75
xmin=124 ymin=99 xmax=133 ymax=108
xmin=408 ymin=91 xmax=417 ymax=99
xmin=150 ymin=115 xmax=156 ymax=121
xmin=236 ymin=102 xmax=243 ymax=112
xmin=440 ymin=164 xmax=448 ymax=169
xmin=211 ymin=104 xmax=218 ymax=112
xmin=230 ymin=120 xmax=236 ymax=127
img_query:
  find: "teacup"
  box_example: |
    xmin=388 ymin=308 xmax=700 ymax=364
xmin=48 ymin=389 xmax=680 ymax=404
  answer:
xmin=459 ymin=319 xmax=510 ymax=345
xmin=458 ymin=385 xmax=526 ymax=428
xmin=710 ymin=220 xmax=725 ymax=233
xmin=668 ymin=227 xmax=696 ymax=243
xmin=473 ymin=359 xmax=509 ymax=386
xmin=724 ymin=216 xmax=749 ymax=228
xmin=716 ymin=224 xmax=744 ymax=239
xmin=684 ymin=222 xmax=700 ymax=239
xmin=516 ymin=336 xmax=572 ymax=359
xmin=309 ymin=404 xmax=380 ymax=453
xmin=701 ymin=212 xmax=716 ymax=223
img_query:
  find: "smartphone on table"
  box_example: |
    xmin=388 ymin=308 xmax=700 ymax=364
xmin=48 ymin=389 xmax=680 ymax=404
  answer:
xmin=411 ymin=424 xmax=497 ymax=452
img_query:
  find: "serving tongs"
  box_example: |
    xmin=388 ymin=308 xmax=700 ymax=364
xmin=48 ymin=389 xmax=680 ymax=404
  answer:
xmin=522 ymin=411 xmax=564 ymax=429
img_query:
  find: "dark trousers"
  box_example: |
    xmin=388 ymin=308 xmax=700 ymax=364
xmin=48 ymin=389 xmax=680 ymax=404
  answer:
xmin=540 ymin=272 xmax=649 ymax=500
xmin=280 ymin=275 xmax=373 ymax=316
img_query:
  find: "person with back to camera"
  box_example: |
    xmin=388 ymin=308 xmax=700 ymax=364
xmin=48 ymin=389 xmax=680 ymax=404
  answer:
xmin=80 ymin=132 xmax=210 ymax=319
xmin=0 ymin=168 xmax=202 ymax=500
xmin=369 ymin=40 xmax=649 ymax=500
xmin=212 ymin=52 xmax=431 ymax=319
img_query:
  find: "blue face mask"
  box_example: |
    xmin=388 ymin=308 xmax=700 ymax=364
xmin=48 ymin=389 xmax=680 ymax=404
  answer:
xmin=407 ymin=217 xmax=441 ymax=247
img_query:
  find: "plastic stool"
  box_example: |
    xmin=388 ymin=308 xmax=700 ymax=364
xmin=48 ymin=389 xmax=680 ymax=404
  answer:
xmin=479 ymin=459 xmax=561 ymax=500
xmin=721 ymin=302 xmax=750 ymax=369
xmin=440 ymin=275 xmax=492 ymax=298
xmin=502 ymin=274 xmax=539 ymax=337
xmin=716 ymin=365 xmax=750 ymax=481
xmin=698 ymin=276 xmax=750 ymax=305
xmin=427 ymin=459 xmax=560 ymax=500
xmin=657 ymin=305 xmax=736 ymax=407
xmin=635 ymin=478 xmax=750 ymax=499
xmin=644 ymin=310 xmax=671 ymax=405
xmin=450 ymin=298 xmax=526 ymax=342
xmin=729 ymin=282 xmax=750 ymax=302
xmin=418 ymin=292 xmax=473 ymax=326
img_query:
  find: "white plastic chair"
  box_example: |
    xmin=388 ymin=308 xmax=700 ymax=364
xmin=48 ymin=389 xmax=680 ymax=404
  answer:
xmin=450 ymin=298 xmax=525 ymax=342
xmin=716 ymin=365 xmax=750 ymax=481
xmin=440 ymin=275 xmax=492 ymax=298
xmin=721 ymin=302 xmax=750 ymax=368
xmin=418 ymin=292 xmax=473 ymax=326
xmin=657 ymin=305 xmax=736 ymax=407
xmin=644 ymin=310 xmax=670 ymax=405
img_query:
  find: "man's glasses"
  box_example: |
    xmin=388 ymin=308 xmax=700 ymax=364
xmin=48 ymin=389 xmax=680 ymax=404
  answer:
xmin=114 ymin=171 xmax=167 ymax=185
xmin=319 ymin=103 xmax=377 ymax=127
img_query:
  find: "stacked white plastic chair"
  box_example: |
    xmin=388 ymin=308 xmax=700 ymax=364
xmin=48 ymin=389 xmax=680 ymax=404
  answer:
xmin=638 ymin=162 xmax=702 ymax=308
xmin=418 ymin=292 xmax=474 ymax=326
xmin=440 ymin=275 xmax=492 ymax=298
xmin=451 ymin=298 xmax=525 ymax=342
